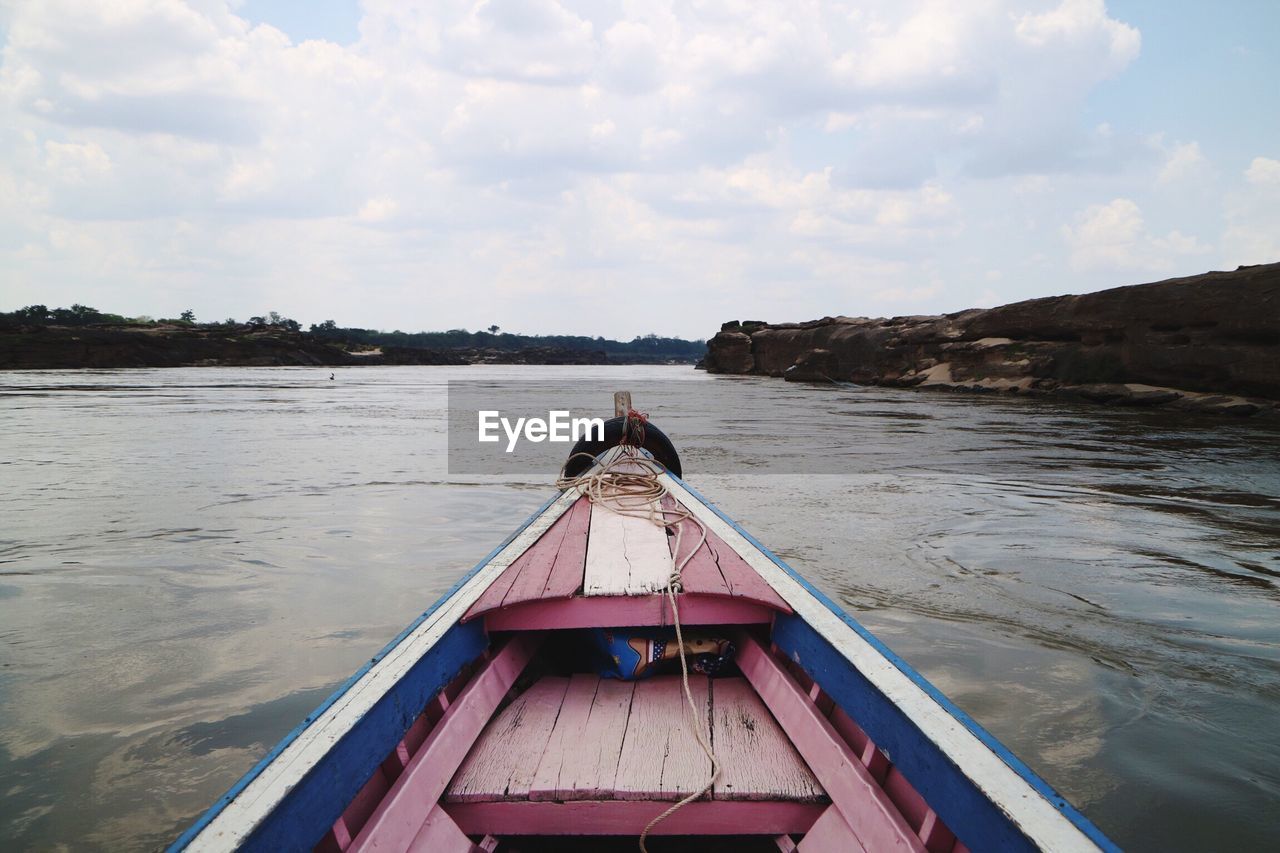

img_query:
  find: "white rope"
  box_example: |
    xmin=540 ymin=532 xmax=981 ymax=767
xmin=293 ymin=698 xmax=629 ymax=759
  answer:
xmin=556 ymin=447 xmax=720 ymax=852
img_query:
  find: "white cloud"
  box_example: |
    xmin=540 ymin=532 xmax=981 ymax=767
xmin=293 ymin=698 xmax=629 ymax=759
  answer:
xmin=0 ymin=0 xmax=1239 ymax=337
xmin=1244 ymin=156 xmax=1280 ymax=186
xmin=1063 ymin=198 xmax=1210 ymax=272
xmin=1156 ymin=141 xmax=1205 ymax=185
xmin=1015 ymin=0 xmax=1141 ymax=72
xmin=1222 ymin=157 xmax=1280 ymax=267
xmin=43 ymin=140 xmax=112 ymax=184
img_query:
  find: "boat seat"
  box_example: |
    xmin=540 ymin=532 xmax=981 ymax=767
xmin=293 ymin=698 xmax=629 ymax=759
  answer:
xmin=440 ymin=673 xmax=828 ymax=837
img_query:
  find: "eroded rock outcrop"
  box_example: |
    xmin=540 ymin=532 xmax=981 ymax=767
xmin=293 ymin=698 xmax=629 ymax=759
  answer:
xmin=705 ymin=264 xmax=1280 ymax=416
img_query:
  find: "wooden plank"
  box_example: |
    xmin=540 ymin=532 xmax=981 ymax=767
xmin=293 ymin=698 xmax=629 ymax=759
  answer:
xmin=443 ymin=800 xmax=824 ymax=836
xmin=335 ymin=765 xmax=392 ymax=846
xmin=885 ymin=766 xmax=931 ymax=832
xmin=448 ymin=677 xmax=571 ymax=802
xmin=534 ymin=677 xmax=634 ymax=801
xmin=502 ymin=499 xmax=583 ymax=606
xmin=584 ymin=495 xmax=673 ymax=596
xmin=661 ymin=493 xmax=789 ymax=611
xmin=464 ymin=560 xmax=523 ymax=622
xmin=614 ymin=391 xmax=631 ymax=417
xmin=663 ymin=496 xmax=732 ymax=598
xmin=702 ymin=524 xmax=790 ymax=610
xmin=798 ymin=804 xmax=868 ymax=852
xmin=405 ymin=804 xmax=475 ymax=853
xmin=919 ymin=810 xmax=958 ymax=853
xmin=483 ymin=595 xmax=774 ymax=631
xmin=734 ymin=633 xmax=924 ymax=852
xmin=528 ymin=674 xmax=604 ymax=801
xmin=465 ymin=496 xmax=592 ymax=619
xmin=711 ymin=678 xmax=825 ymax=803
xmin=542 ymin=495 xmax=592 ymax=598
xmin=349 ymin=635 xmax=541 ymax=852
xmin=614 ymin=675 xmax=712 ymax=801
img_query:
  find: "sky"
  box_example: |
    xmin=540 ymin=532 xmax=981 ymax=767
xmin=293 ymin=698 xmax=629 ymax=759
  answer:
xmin=0 ymin=0 xmax=1277 ymax=340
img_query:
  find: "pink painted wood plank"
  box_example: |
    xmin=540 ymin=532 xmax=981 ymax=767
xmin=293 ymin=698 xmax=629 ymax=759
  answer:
xmin=918 ymin=809 xmax=957 ymax=853
xmin=316 ymin=828 xmax=344 ymax=853
xmin=884 ymin=766 xmax=931 ymax=833
xmin=711 ymin=677 xmax=825 ymax=803
xmin=464 ymin=496 xmax=590 ymax=620
xmin=405 ymin=804 xmax=475 ymax=853
xmin=531 ymin=677 xmax=633 ymax=801
xmin=541 ymin=494 xmax=592 ymax=598
xmin=447 ymin=677 xmax=571 ymax=802
xmin=775 ymin=835 xmax=799 ymax=852
xmin=502 ymin=502 xmax=580 ymax=606
xmin=614 ymin=674 xmax=713 ymax=801
xmin=464 ymin=560 xmax=523 ymax=622
xmin=348 ymin=635 xmax=541 ymax=853
xmin=482 ymin=594 xmax=774 ymax=631
xmin=863 ymin=742 xmax=891 ymax=786
xmin=661 ymin=494 xmax=789 ymax=610
xmin=443 ymin=800 xmax=824 ymax=836
xmin=401 ymin=712 xmax=432 ymax=757
xmin=735 ymin=633 xmax=925 ymax=852
xmin=828 ymin=705 xmax=871 ymax=755
xmin=662 ymin=496 xmax=732 ymax=598
xmin=798 ymin=803 xmax=869 ymax=853
xmin=527 ymin=674 xmax=599 ymax=800
xmin=703 ymin=524 xmax=790 ymax=610
xmin=336 ymin=765 xmax=392 ymax=846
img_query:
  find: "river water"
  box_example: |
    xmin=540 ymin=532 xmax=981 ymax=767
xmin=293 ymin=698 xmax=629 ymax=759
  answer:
xmin=1 ymin=366 xmax=1277 ymax=851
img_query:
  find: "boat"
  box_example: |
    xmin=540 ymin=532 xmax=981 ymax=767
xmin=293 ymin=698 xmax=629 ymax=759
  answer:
xmin=170 ymin=399 xmax=1117 ymax=852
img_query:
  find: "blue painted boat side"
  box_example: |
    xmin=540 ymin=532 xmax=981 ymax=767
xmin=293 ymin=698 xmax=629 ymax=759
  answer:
xmin=669 ymin=472 xmax=1118 ymax=853
xmin=168 ymin=492 xmax=562 ymax=852
xmin=244 ymin=621 xmax=486 ymax=852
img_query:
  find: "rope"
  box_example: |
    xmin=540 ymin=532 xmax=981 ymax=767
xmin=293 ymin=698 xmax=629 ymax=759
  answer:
xmin=556 ymin=446 xmax=719 ymax=852
xmin=621 ymin=408 xmax=648 ymax=448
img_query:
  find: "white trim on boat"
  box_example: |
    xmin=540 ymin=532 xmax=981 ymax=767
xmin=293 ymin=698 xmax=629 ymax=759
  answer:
xmin=183 ymin=489 xmax=582 ymax=853
xmin=660 ymin=472 xmax=1102 ymax=853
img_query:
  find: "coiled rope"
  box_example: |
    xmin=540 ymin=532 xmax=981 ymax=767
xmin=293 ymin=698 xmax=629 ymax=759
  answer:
xmin=555 ymin=435 xmax=719 ymax=853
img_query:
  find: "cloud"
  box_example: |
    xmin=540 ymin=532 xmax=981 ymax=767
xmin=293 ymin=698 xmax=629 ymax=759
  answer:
xmin=1063 ymin=198 xmax=1210 ymax=272
xmin=1222 ymin=157 xmax=1280 ymax=267
xmin=0 ymin=0 xmax=1245 ymax=337
xmin=1244 ymin=156 xmax=1280 ymax=186
xmin=1156 ymin=141 xmax=1205 ymax=185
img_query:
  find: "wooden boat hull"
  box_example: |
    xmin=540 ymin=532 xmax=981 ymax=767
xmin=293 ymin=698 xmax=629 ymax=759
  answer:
xmin=171 ymin=465 xmax=1116 ymax=853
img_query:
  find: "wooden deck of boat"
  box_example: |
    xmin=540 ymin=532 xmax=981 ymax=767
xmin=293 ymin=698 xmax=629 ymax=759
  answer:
xmin=463 ymin=493 xmax=790 ymax=629
xmin=446 ymin=674 xmax=825 ymax=804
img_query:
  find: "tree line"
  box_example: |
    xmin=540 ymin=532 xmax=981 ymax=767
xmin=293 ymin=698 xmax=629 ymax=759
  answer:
xmin=306 ymin=320 xmax=705 ymax=359
xmin=0 ymin=305 xmax=705 ymax=360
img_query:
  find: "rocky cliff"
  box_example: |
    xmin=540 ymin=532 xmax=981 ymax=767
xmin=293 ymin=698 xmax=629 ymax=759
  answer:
xmin=705 ymin=263 xmax=1280 ymax=416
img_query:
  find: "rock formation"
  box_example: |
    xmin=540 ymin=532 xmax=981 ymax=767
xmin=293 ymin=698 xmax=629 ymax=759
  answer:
xmin=705 ymin=263 xmax=1280 ymax=416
